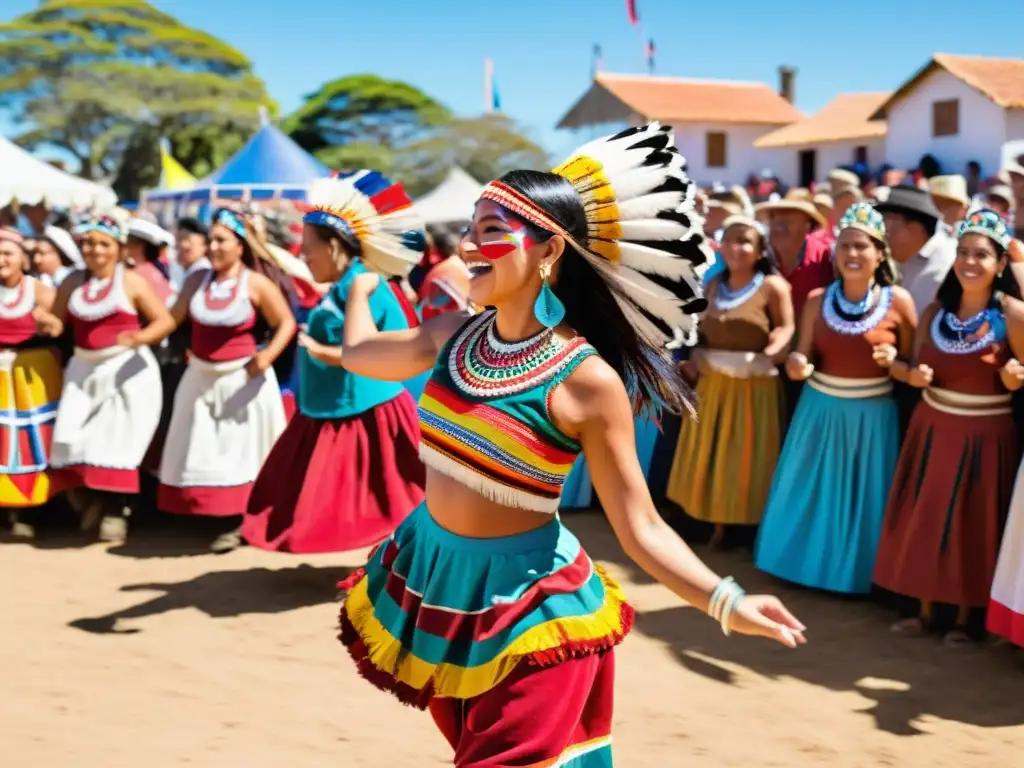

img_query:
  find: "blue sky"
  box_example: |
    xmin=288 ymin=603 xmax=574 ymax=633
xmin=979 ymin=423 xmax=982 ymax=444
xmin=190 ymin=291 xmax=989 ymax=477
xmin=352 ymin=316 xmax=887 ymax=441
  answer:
xmin=5 ymin=0 xmax=1024 ymax=161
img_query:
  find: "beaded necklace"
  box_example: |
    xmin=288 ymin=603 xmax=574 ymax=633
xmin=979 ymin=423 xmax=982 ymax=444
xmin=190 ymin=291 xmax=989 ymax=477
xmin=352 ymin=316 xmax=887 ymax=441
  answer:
xmin=821 ymin=281 xmax=893 ymax=336
xmin=448 ymin=310 xmax=575 ymax=398
xmin=714 ymin=272 xmax=764 ymax=312
xmin=930 ymin=306 xmax=1006 ymax=354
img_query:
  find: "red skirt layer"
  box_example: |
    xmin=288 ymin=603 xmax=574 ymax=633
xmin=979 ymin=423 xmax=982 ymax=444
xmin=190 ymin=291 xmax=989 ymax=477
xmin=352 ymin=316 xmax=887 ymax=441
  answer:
xmin=987 ymin=600 xmax=1024 ymax=645
xmin=52 ymin=465 xmax=139 ymax=494
xmin=873 ymin=401 xmax=1018 ymax=607
xmin=242 ymin=391 xmax=425 ymax=554
xmin=429 ymin=650 xmax=615 ymax=767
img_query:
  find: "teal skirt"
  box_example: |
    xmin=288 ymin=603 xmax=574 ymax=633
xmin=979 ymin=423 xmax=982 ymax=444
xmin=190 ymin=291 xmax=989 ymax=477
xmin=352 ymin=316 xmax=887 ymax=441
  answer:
xmin=338 ymin=502 xmax=632 ymax=708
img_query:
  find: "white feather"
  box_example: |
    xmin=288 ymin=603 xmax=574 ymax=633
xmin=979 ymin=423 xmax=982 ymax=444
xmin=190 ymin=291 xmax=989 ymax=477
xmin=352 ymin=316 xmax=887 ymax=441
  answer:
xmin=619 ymin=220 xmax=691 ymax=241
xmin=618 ymin=193 xmax=685 ymax=220
xmin=618 ymin=242 xmax=702 ymax=280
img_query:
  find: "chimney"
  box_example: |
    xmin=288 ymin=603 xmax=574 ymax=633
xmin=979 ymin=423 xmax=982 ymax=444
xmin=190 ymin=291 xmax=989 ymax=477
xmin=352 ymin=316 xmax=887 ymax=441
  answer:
xmin=778 ymin=66 xmax=796 ymax=104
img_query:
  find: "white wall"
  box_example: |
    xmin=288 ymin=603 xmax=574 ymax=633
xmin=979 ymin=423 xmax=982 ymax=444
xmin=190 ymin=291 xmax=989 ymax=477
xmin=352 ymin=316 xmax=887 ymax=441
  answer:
xmin=885 ymin=69 xmax=1006 ymax=176
xmin=763 ymin=138 xmax=887 ymax=187
xmin=670 ymin=122 xmax=781 ymax=186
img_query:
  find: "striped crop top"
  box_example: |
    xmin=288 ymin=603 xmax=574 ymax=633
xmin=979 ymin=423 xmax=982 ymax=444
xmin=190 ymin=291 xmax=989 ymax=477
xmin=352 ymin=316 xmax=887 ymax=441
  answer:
xmin=417 ymin=309 xmax=597 ymax=513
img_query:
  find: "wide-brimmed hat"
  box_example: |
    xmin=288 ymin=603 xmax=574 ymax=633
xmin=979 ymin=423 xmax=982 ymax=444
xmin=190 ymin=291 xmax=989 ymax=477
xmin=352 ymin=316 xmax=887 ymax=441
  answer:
xmin=812 ymin=192 xmax=833 ymax=212
xmin=873 ymin=186 xmax=941 ymax=223
xmin=987 ymin=184 xmax=1014 ymax=206
xmin=128 ymin=218 xmax=174 ymax=247
xmin=928 ymin=174 xmax=970 ymax=207
xmin=754 ymin=198 xmax=828 ymax=230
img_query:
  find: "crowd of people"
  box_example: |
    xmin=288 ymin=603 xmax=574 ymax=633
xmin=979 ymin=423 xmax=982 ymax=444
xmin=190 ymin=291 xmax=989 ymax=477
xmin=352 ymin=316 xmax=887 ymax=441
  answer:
xmin=4 ymin=123 xmax=1024 ymax=763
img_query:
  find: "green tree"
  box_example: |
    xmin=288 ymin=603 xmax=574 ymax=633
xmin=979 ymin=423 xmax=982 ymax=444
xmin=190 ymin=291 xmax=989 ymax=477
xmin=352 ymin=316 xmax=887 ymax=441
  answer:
xmin=0 ymin=0 xmax=274 ymax=195
xmin=396 ymin=114 xmax=550 ymax=196
xmin=282 ymin=74 xmax=450 ymax=176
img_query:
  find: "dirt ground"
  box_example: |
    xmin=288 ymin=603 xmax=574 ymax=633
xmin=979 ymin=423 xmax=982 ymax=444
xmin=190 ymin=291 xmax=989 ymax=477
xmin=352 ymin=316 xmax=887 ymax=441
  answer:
xmin=3 ymin=509 xmax=1024 ymax=767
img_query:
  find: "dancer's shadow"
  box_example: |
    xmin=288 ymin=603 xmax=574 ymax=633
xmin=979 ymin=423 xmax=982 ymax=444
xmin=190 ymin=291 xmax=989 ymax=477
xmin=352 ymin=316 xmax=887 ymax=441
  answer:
xmin=68 ymin=563 xmax=352 ymax=635
xmin=570 ymin=512 xmax=1024 ymax=737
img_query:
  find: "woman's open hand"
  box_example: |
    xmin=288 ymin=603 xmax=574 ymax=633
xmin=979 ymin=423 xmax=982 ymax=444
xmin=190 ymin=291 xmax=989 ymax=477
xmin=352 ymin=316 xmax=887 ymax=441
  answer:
xmin=729 ymin=595 xmax=807 ymax=648
xmin=784 ymin=352 xmax=813 ymax=381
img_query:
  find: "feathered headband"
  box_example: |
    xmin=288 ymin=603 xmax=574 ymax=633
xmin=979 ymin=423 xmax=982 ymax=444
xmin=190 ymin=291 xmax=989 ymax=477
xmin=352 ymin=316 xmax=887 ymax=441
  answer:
xmin=958 ymin=208 xmax=1011 ymax=250
xmin=303 ymin=170 xmax=426 ymax=278
xmin=75 ymin=209 xmax=131 ymax=244
xmin=479 ymin=123 xmax=712 ymax=348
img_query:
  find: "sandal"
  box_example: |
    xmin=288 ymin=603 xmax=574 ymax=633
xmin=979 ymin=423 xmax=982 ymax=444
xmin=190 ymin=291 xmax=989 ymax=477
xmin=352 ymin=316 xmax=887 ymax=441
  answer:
xmin=210 ymin=528 xmax=243 ymax=554
xmin=891 ymin=617 xmax=926 ymax=637
xmin=943 ymin=627 xmax=972 ymax=647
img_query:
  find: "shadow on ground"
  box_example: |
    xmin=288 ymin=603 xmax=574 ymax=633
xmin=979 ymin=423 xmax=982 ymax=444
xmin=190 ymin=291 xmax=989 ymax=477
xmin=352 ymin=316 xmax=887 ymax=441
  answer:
xmin=68 ymin=563 xmax=353 ymax=635
xmin=567 ymin=508 xmax=1024 ymax=737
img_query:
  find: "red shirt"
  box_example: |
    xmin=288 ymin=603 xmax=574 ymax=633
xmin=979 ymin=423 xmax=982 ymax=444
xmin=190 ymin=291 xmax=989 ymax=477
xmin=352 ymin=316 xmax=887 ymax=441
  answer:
xmin=783 ymin=235 xmax=834 ymax=322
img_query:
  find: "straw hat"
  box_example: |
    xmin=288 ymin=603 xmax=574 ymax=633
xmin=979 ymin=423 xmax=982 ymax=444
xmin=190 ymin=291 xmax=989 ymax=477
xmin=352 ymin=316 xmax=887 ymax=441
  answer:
xmin=812 ymin=192 xmax=834 ymax=210
xmin=928 ymin=174 xmax=970 ymax=207
xmin=828 ymin=168 xmax=860 ymax=188
xmin=754 ymin=198 xmax=828 ymax=230
xmin=987 ymin=184 xmax=1014 ymax=206
xmin=833 ymin=184 xmax=864 ymax=203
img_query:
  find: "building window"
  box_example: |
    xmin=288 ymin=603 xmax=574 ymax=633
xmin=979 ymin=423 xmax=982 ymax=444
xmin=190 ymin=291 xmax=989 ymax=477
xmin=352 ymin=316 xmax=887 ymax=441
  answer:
xmin=932 ymin=99 xmax=959 ymax=137
xmin=706 ymin=132 xmax=727 ymax=168
xmin=854 ymin=145 xmax=868 ymax=165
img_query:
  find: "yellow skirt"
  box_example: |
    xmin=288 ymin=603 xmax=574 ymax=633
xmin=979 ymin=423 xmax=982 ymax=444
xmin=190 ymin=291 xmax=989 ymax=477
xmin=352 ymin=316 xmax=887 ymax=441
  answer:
xmin=0 ymin=347 xmax=63 ymax=508
xmin=666 ymin=365 xmax=784 ymax=524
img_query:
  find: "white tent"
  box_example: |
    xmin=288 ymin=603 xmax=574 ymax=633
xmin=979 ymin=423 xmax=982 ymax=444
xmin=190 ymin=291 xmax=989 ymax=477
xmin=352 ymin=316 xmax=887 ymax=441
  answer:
xmin=0 ymin=134 xmax=117 ymax=209
xmin=415 ymin=167 xmax=484 ymax=224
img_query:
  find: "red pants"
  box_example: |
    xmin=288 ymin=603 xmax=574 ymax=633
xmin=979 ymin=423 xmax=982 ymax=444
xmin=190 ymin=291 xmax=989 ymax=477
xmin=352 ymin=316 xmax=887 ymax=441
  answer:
xmin=428 ymin=651 xmax=615 ymax=767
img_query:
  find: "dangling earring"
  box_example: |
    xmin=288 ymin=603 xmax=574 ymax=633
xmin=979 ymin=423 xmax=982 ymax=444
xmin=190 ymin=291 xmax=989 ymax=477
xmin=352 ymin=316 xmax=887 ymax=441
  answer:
xmin=533 ymin=261 xmax=565 ymax=328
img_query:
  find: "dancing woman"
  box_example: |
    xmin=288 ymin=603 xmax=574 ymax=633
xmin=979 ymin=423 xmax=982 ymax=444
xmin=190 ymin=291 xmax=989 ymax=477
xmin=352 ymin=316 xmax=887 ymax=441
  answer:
xmin=157 ymin=208 xmax=294 ymax=553
xmin=874 ymin=209 xmax=1024 ymax=644
xmin=40 ymin=210 xmax=176 ymax=542
xmin=335 ymin=125 xmax=805 ymax=766
xmin=243 ymin=171 xmax=427 ymax=554
xmin=755 ymin=203 xmax=916 ymax=593
xmin=665 ymin=214 xmax=793 ymax=545
xmin=0 ymin=228 xmax=63 ymax=538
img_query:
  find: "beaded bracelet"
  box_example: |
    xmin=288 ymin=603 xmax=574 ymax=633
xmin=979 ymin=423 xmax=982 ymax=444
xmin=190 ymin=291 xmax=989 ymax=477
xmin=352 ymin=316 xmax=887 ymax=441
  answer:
xmin=708 ymin=576 xmax=746 ymax=636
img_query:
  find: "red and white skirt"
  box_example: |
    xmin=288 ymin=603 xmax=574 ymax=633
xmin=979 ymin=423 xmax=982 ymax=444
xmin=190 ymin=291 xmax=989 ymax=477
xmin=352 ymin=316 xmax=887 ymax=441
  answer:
xmin=50 ymin=345 xmax=162 ymax=494
xmin=158 ymin=356 xmax=286 ymax=516
xmin=242 ymin=391 xmax=425 ymax=553
xmin=989 ymin=457 xmax=1024 ymax=645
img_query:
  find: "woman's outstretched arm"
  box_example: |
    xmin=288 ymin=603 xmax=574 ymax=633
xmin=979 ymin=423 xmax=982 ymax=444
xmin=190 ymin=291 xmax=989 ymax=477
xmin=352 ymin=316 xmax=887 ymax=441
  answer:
xmin=561 ymin=356 xmax=806 ymax=647
xmin=341 ymin=271 xmax=470 ymax=381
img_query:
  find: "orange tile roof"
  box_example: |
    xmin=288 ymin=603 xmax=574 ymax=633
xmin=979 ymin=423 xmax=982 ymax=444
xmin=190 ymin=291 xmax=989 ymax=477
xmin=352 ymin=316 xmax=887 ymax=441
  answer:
xmin=557 ymin=73 xmax=803 ymax=128
xmin=872 ymin=53 xmax=1024 ymax=118
xmin=754 ymin=92 xmax=889 ymax=148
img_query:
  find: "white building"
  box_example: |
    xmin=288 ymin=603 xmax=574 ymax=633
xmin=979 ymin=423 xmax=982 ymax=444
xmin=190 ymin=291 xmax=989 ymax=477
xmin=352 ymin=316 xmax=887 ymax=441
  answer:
xmin=556 ymin=71 xmax=802 ymax=186
xmin=754 ymin=92 xmax=888 ymax=187
xmin=872 ymin=53 xmax=1024 ymax=179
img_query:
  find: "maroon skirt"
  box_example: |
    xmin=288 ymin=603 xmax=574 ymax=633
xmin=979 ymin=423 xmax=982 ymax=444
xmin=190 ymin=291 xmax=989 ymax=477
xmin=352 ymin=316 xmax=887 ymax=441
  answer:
xmin=242 ymin=391 xmax=425 ymax=554
xmin=873 ymin=400 xmax=1019 ymax=607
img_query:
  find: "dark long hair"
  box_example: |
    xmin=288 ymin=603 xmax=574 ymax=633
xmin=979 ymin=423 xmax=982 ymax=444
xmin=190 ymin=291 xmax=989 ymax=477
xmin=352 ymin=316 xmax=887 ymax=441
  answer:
xmin=935 ymin=240 xmax=1022 ymax=312
xmin=498 ymin=170 xmax=694 ymax=417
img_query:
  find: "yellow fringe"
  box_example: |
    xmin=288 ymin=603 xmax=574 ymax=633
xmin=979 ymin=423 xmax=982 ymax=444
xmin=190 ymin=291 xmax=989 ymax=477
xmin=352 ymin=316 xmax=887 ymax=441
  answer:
xmin=342 ymin=563 xmax=630 ymax=700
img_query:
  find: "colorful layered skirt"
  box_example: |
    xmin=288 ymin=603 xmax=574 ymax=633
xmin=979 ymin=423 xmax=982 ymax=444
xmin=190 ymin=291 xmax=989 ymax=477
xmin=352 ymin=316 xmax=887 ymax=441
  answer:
xmin=874 ymin=388 xmax=1019 ymax=607
xmin=243 ymin=391 xmax=425 ymax=553
xmin=989 ymin=458 xmax=1024 ymax=645
xmin=755 ymin=373 xmax=899 ymax=594
xmin=338 ymin=503 xmax=630 ymax=765
xmin=665 ymin=351 xmax=784 ymax=525
xmin=50 ymin=345 xmax=162 ymax=494
xmin=0 ymin=346 xmax=63 ymax=507
xmin=158 ymin=356 xmax=286 ymax=516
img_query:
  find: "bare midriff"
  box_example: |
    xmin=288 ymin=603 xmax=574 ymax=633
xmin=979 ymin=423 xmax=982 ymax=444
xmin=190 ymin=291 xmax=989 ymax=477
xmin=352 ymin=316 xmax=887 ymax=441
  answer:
xmin=424 ymin=468 xmax=555 ymax=538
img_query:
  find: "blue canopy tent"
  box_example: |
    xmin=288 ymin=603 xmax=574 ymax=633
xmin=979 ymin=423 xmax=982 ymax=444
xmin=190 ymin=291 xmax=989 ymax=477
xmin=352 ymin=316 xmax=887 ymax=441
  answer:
xmin=145 ymin=123 xmax=330 ymax=203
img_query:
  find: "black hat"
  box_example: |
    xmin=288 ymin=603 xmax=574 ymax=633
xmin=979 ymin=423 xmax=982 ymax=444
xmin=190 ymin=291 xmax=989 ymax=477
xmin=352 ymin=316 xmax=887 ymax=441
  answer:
xmin=176 ymin=216 xmax=208 ymax=237
xmin=874 ymin=186 xmax=941 ymax=223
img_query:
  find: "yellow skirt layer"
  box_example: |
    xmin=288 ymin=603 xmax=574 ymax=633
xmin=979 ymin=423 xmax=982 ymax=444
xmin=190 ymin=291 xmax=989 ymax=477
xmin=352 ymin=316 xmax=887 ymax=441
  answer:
xmin=0 ymin=347 xmax=63 ymax=508
xmin=666 ymin=365 xmax=784 ymax=524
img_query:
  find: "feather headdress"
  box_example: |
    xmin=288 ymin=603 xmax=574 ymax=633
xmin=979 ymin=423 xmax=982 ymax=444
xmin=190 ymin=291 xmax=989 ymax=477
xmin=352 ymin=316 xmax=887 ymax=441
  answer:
xmin=479 ymin=123 xmax=712 ymax=349
xmin=303 ymin=170 xmax=426 ymax=278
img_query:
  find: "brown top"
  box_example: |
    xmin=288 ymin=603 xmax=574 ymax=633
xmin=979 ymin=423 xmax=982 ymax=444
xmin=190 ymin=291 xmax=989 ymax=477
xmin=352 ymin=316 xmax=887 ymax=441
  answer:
xmin=701 ymin=278 xmax=772 ymax=352
xmin=813 ymin=287 xmax=900 ymax=378
xmin=919 ymin=336 xmax=1011 ymax=396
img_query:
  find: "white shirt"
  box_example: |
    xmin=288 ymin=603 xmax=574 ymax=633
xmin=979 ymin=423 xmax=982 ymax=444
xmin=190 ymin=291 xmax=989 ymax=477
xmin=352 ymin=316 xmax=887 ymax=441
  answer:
xmin=897 ymin=230 xmax=957 ymax=314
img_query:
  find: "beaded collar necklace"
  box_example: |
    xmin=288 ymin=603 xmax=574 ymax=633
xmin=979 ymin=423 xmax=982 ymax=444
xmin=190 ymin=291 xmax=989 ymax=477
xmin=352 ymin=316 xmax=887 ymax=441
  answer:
xmin=821 ymin=281 xmax=893 ymax=336
xmin=714 ymin=272 xmax=764 ymax=312
xmin=448 ymin=310 xmax=576 ymax=398
xmin=930 ymin=306 xmax=1006 ymax=355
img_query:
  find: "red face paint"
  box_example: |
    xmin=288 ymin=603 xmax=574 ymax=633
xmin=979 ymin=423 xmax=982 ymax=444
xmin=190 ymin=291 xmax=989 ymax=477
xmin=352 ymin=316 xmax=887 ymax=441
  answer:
xmin=479 ymin=227 xmax=532 ymax=260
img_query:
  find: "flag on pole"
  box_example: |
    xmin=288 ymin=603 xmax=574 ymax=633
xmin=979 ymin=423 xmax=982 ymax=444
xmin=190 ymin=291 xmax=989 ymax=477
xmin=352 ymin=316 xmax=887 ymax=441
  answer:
xmin=645 ymin=39 xmax=655 ymax=73
xmin=158 ymin=138 xmax=196 ymax=191
xmin=626 ymin=0 xmax=639 ymax=25
xmin=484 ymin=57 xmax=501 ymax=113
xmin=592 ymin=44 xmax=604 ymax=78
